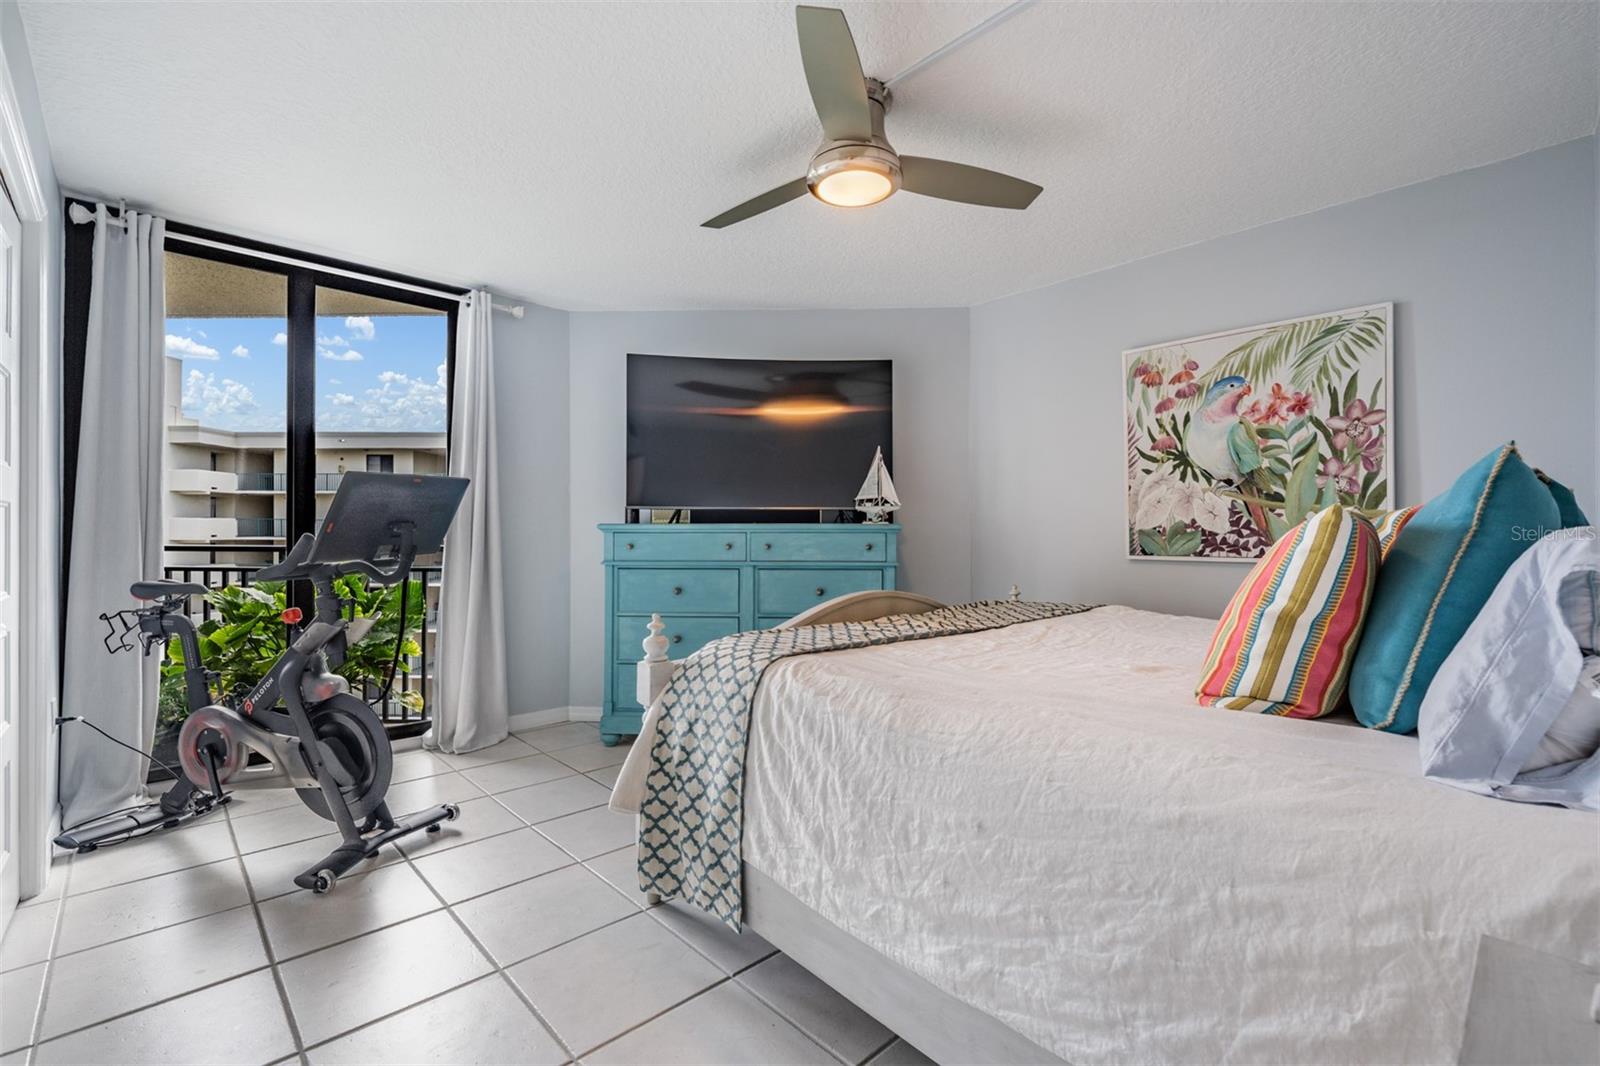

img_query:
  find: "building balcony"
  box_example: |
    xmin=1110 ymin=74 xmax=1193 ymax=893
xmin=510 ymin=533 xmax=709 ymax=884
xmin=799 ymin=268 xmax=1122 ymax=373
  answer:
xmin=167 ymin=516 xmax=242 ymax=542
xmin=169 ymin=469 xmax=239 ymax=494
xmin=235 ymin=517 xmax=287 ymax=538
xmin=236 ymin=472 xmax=346 ymax=493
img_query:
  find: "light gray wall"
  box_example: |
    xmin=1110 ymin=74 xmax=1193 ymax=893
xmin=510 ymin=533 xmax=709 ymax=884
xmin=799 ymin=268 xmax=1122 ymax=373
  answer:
xmin=492 ymin=302 xmax=572 ymax=714
xmin=969 ymin=137 xmax=1598 ymax=620
xmin=565 ymin=309 xmax=971 ymax=707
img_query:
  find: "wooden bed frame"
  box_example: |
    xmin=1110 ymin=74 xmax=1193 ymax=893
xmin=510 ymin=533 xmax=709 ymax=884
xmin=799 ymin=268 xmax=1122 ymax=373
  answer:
xmin=631 ymin=590 xmax=1065 ymax=1065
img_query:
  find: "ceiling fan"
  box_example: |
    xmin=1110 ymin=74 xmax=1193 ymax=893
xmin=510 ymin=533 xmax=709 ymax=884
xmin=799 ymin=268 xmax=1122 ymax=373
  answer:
xmin=702 ymin=4 xmax=1043 ymax=229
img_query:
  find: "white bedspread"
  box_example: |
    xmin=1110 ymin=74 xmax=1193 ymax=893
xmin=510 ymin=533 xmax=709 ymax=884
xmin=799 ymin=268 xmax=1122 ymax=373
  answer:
xmin=747 ymin=605 xmax=1600 ymax=1064
xmin=614 ymin=606 xmax=1599 ymax=1064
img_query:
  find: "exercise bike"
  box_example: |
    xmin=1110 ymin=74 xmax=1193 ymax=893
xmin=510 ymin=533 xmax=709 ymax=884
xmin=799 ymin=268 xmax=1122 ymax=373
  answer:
xmin=56 ymin=472 xmax=470 ymax=894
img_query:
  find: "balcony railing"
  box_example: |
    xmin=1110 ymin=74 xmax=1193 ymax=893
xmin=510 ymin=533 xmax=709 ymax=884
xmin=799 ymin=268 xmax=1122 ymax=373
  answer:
xmin=236 ymin=472 xmax=346 ymax=493
xmin=160 ymin=560 xmax=442 ymax=737
xmin=234 ymin=517 xmax=287 ymax=538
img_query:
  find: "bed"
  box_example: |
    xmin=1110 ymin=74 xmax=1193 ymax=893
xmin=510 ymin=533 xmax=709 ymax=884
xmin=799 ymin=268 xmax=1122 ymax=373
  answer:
xmin=612 ymin=599 xmax=1600 ymax=1065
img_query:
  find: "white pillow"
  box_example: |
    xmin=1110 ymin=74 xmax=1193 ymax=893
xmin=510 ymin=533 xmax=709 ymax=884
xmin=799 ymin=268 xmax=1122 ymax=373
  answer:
xmin=1523 ymin=655 xmax=1600 ymax=772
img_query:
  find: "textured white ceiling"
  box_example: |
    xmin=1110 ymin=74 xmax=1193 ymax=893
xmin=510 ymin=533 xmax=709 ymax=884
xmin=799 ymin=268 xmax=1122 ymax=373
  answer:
xmin=18 ymin=1 xmax=1599 ymax=311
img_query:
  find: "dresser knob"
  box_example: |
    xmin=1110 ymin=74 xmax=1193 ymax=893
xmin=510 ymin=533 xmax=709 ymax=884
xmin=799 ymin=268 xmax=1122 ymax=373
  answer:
xmin=625 ymin=542 xmax=634 ymax=550
xmin=864 ymin=543 xmax=874 ymax=551
xmin=763 ymin=543 xmax=772 ymax=551
xmin=672 ymin=634 xmax=683 ymax=644
xmin=724 ymin=542 xmax=733 ymax=550
xmin=815 ymin=587 xmax=825 ymax=597
xmin=672 ymin=586 xmax=683 ymax=596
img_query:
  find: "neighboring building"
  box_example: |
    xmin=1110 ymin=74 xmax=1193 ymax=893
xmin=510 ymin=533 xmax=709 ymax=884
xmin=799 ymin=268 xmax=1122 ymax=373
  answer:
xmin=163 ymin=356 xmax=446 ymax=566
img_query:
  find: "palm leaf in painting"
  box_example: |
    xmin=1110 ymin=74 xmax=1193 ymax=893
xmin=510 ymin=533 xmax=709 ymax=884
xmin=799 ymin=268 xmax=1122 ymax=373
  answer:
xmin=1190 ymin=316 xmax=1342 ymax=401
xmin=1186 ymin=312 xmax=1386 ymax=411
xmin=1288 ymin=315 xmax=1386 ymax=394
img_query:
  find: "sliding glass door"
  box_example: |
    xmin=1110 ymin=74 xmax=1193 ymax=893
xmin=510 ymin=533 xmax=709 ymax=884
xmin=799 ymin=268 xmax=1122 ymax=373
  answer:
xmin=158 ymin=238 xmax=456 ymax=754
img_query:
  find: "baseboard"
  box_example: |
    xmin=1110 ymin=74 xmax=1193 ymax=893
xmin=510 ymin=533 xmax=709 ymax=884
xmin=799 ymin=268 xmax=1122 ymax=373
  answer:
xmin=508 ymin=707 xmax=574 ymax=732
xmin=567 ymin=706 xmax=601 ymax=722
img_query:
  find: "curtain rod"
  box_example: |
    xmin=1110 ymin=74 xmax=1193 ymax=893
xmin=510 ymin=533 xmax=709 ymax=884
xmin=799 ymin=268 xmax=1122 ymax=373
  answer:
xmin=67 ymin=200 xmax=526 ymax=317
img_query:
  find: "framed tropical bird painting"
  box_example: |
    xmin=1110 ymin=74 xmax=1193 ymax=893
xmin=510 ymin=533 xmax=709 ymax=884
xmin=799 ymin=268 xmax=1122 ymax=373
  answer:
xmin=1124 ymin=303 xmax=1393 ymax=561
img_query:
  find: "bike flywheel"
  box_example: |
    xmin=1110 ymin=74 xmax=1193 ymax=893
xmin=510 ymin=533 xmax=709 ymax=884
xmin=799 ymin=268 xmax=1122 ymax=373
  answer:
xmin=295 ymin=694 xmax=393 ymax=822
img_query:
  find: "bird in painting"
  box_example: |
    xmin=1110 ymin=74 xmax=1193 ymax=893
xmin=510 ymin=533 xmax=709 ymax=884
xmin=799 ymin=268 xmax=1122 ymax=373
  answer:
xmin=1186 ymin=376 xmax=1269 ymax=531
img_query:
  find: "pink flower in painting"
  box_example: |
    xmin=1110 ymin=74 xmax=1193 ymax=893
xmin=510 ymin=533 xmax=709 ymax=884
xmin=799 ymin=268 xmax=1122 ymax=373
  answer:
xmin=1174 ymin=382 xmax=1199 ymax=399
xmin=1152 ymin=434 xmax=1178 ymax=451
xmin=1327 ymin=399 xmax=1386 ymax=450
xmin=1168 ymin=368 xmax=1195 ymax=385
xmin=1356 ymin=430 xmax=1385 ymax=473
xmin=1140 ymin=368 xmax=1164 ymax=386
xmin=1286 ymin=390 xmax=1314 ymax=417
xmin=1184 ymin=359 xmax=1200 ymax=371
xmin=1317 ymin=456 xmax=1361 ymax=496
xmin=1154 ymin=397 xmax=1176 ymax=414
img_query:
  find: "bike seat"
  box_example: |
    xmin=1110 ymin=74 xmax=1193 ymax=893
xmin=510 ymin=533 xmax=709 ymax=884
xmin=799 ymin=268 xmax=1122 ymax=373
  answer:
xmin=129 ymin=579 xmax=207 ymax=600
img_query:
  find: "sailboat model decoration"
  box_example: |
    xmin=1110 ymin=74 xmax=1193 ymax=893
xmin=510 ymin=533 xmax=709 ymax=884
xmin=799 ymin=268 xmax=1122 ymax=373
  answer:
xmin=854 ymin=446 xmax=900 ymax=524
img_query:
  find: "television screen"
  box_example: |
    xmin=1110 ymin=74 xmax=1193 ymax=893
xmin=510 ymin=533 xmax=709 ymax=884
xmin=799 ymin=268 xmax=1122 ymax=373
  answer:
xmin=626 ymin=354 xmax=892 ymax=510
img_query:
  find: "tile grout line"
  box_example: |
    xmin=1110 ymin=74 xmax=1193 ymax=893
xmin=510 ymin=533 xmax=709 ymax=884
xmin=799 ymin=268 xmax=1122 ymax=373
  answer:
xmin=857 ymin=1033 xmax=901 ymax=1065
xmin=27 ymin=961 xmax=281 ymax=1049
xmin=223 ymin=799 xmax=310 ymax=1061
xmin=393 ymin=840 xmax=581 ymax=1064
xmin=17 ymin=851 xmax=74 ymax=1056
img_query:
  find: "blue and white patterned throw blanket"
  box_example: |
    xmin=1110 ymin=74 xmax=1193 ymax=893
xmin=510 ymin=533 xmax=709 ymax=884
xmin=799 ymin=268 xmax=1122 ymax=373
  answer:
xmin=637 ymin=600 xmax=1100 ymax=928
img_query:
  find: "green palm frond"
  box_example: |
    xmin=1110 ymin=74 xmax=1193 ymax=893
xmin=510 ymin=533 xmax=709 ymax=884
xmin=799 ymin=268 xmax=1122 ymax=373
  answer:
xmin=1287 ymin=315 xmax=1386 ymax=394
xmin=1192 ymin=316 xmax=1342 ymax=397
xmin=1185 ymin=313 xmax=1385 ymax=411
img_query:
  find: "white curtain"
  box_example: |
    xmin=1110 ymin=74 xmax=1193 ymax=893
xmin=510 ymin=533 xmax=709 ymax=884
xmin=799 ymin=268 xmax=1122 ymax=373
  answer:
xmin=428 ymin=291 xmax=510 ymax=752
xmin=60 ymin=207 xmax=166 ymax=826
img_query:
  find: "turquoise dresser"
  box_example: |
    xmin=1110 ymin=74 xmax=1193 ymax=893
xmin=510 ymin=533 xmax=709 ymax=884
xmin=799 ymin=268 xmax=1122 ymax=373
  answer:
xmin=598 ymin=523 xmax=901 ymax=745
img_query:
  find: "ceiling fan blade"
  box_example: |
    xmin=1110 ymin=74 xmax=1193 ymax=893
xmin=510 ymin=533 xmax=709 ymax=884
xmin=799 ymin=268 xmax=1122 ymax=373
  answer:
xmin=899 ymin=156 xmax=1042 ymax=210
xmin=795 ymin=6 xmax=873 ymax=143
xmin=701 ymin=177 xmax=809 ymax=229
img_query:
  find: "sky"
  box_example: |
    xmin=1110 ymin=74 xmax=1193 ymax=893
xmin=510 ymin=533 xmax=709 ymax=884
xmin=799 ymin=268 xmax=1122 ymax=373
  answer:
xmin=166 ymin=312 xmax=449 ymax=434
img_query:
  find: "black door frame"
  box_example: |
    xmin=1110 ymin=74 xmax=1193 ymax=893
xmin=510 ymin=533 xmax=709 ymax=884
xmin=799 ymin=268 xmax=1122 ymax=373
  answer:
xmin=161 ymin=229 xmax=461 ymax=558
xmin=61 ymin=198 xmax=463 ymax=653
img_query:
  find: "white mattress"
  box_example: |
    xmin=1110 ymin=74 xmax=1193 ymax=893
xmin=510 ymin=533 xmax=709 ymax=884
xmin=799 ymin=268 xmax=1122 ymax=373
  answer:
xmin=734 ymin=606 xmax=1599 ymax=1065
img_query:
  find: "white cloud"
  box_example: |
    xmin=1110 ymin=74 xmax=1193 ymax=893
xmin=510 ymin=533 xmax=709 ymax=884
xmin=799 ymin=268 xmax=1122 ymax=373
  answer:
xmin=272 ymin=332 xmax=287 ymax=346
xmin=315 ymin=364 xmax=447 ymax=432
xmin=182 ymin=369 xmax=256 ymax=419
xmin=344 ymin=316 xmax=375 ymax=340
xmin=165 ymin=334 xmax=220 ymax=360
xmin=320 ymin=347 xmax=364 ymax=362
xmin=230 ymin=344 xmax=249 ymax=359
xmin=317 ymin=334 xmax=348 ymax=348
xmin=329 ymin=392 xmax=355 ymax=406
xmin=328 ymin=377 xmax=341 ymax=385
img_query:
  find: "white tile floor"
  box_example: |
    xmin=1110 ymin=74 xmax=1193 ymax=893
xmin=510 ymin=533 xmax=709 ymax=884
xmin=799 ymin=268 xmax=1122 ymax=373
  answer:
xmin=0 ymin=723 xmax=933 ymax=1066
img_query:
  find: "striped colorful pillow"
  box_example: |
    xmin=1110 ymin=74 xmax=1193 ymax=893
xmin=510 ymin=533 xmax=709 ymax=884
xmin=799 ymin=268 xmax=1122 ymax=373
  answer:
xmin=1370 ymin=505 xmax=1420 ymax=560
xmin=1196 ymin=506 xmax=1381 ymax=718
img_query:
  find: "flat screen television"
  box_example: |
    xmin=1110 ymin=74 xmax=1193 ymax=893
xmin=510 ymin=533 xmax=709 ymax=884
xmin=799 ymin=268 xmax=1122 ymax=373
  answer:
xmin=626 ymin=354 xmax=892 ymax=511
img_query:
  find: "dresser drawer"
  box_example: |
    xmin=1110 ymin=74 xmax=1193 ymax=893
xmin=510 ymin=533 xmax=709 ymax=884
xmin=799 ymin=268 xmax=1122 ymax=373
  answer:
xmin=612 ymin=531 xmax=746 ymax=561
xmin=617 ymin=568 xmax=740 ymax=614
xmin=614 ymin=614 xmax=740 ymax=661
xmin=613 ymin=662 xmax=644 ymax=709
xmin=753 ymin=532 xmax=887 ymax=562
xmin=756 ymin=568 xmax=883 ymax=617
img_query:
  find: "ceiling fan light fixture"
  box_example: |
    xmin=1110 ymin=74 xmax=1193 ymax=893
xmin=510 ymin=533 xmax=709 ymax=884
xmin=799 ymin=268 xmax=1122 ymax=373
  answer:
xmin=806 ymin=144 xmax=901 ymax=208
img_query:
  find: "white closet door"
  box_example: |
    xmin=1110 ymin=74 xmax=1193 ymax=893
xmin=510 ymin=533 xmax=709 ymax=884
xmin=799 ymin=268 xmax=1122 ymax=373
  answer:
xmin=0 ymin=186 xmax=21 ymax=930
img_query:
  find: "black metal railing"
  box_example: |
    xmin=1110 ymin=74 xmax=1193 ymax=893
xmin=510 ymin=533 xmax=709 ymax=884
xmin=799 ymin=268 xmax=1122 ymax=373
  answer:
xmin=234 ymin=517 xmax=286 ymax=538
xmin=160 ymin=556 xmax=441 ymax=735
xmin=235 ymin=471 xmax=345 ymax=493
